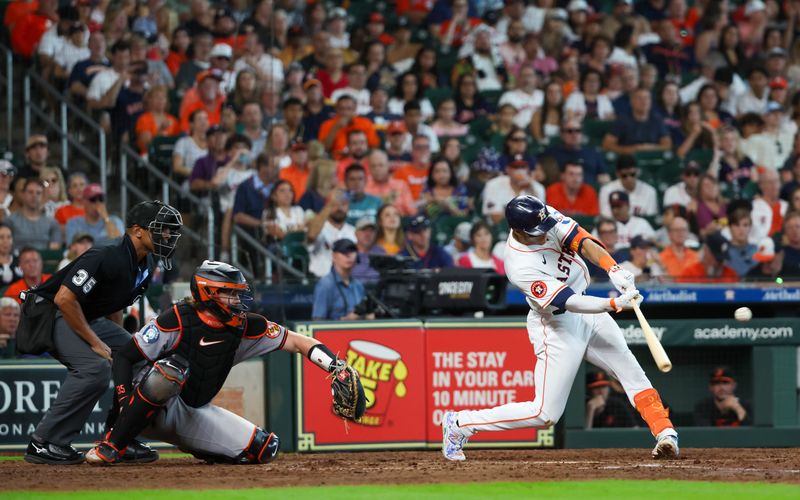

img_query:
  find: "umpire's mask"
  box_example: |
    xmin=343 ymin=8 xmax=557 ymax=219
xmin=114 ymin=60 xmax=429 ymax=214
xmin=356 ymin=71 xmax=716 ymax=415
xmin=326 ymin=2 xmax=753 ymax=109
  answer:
xmin=127 ymin=201 xmax=183 ymax=270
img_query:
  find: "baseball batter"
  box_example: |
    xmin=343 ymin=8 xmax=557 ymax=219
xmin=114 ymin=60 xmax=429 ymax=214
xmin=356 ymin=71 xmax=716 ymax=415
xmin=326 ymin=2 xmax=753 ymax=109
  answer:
xmin=443 ymin=195 xmax=679 ymax=461
xmin=85 ymin=261 xmax=355 ymax=465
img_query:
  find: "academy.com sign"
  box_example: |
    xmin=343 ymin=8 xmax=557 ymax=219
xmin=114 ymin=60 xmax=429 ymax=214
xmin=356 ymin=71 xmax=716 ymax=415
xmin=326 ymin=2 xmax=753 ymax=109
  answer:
xmin=620 ymin=324 xmax=666 ymax=345
xmin=693 ymin=325 xmax=794 ymax=342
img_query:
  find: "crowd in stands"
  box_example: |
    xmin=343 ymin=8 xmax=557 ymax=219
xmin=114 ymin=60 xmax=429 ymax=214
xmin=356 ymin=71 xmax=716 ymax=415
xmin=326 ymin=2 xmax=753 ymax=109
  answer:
xmin=5 ymin=0 xmax=800 ymax=322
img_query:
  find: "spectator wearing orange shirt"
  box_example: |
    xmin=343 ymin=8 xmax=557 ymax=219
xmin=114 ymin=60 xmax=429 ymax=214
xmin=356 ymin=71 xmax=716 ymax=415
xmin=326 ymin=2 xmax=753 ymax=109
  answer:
xmin=318 ymin=95 xmax=379 ymax=158
xmin=54 ymin=172 xmax=87 ymax=227
xmin=394 ymin=134 xmax=432 ymax=202
xmin=366 ymin=150 xmax=417 ymax=216
xmin=179 ymin=69 xmax=225 ymax=132
xmin=280 ymin=142 xmax=311 ymax=203
xmin=336 ymin=130 xmax=372 ymax=183
xmin=545 ymin=160 xmax=599 ymax=216
xmin=3 ymin=247 xmax=51 ymax=304
xmin=9 ymin=0 xmax=53 ymax=59
xmin=681 ymin=232 xmax=738 ymax=283
xmin=135 ymin=85 xmax=181 ymax=155
xmin=659 ymin=216 xmax=700 ymax=280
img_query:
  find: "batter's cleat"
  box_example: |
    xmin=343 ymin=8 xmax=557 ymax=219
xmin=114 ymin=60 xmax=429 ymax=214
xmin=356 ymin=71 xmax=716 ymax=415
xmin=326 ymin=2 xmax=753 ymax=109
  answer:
xmin=85 ymin=442 xmax=122 ymax=465
xmin=652 ymin=431 xmax=680 ymax=459
xmin=24 ymin=438 xmax=85 ymax=465
xmin=442 ymin=411 xmax=468 ymax=461
xmin=120 ymin=439 xmax=159 ymax=464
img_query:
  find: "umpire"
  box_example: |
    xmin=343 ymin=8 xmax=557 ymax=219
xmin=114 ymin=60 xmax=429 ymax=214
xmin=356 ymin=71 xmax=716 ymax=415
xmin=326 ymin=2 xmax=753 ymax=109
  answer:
xmin=20 ymin=200 xmax=182 ymax=465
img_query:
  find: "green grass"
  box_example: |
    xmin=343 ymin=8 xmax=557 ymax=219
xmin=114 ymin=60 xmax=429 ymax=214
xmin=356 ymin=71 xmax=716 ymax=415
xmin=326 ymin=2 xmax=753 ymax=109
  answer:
xmin=3 ymin=481 xmax=800 ymax=499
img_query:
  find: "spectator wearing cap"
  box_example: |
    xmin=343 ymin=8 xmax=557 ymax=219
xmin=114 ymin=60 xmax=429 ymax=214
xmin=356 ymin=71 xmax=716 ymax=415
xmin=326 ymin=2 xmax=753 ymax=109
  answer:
xmin=400 ymin=215 xmax=454 ymax=269
xmin=768 ymin=76 xmax=789 ymax=108
xmin=343 ymin=164 xmax=383 ymax=226
xmin=401 ymin=100 xmax=440 ymax=154
xmin=352 ymin=218 xmax=384 ymax=285
xmin=750 ymin=169 xmax=788 ymax=242
xmin=384 ymin=121 xmax=412 ymax=170
xmin=457 ymin=221 xmax=504 ymax=275
xmin=606 ymin=191 xmax=655 ymax=249
xmin=210 ymin=6 xmax=241 ymax=52
xmin=364 ymin=87 xmax=402 ymax=130
xmin=302 ymin=79 xmax=335 ymax=142
xmin=319 ymin=95 xmax=380 ymax=158
xmin=741 ymin=101 xmax=797 ymax=171
xmin=331 ymin=63 xmax=372 ymax=116
xmin=585 ymin=370 xmax=639 ymax=429
xmin=135 ymin=86 xmax=181 ymax=155
xmin=175 ymin=31 xmax=213 ymax=93
xmin=681 ymin=231 xmax=738 ymax=282
xmin=395 ymin=134 xmax=434 ymax=203
xmin=603 ymin=87 xmax=672 ymax=155
xmin=54 ymin=173 xmax=88 ymax=227
xmin=541 ymin=118 xmax=609 ymax=185
xmin=621 ymin=234 xmax=664 ymax=280
xmin=778 ymin=211 xmax=800 ymax=277
xmin=694 ymin=367 xmax=752 ymax=426
xmin=64 ymin=183 xmax=123 ymax=247
xmin=234 ymin=31 xmax=285 ymax=86
xmin=280 ymin=142 xmax=312 ymax=203
xmin=765 ymin=46 xmax=788 ymax=80
xmin=86 ymin=40 xmax=131 ymax=124
xmin=336 ymin=130 xmax=372 ymax=183
xmin=57 ymin=233 xmax=94 ymax=271
xmin=735 ymin=66 xmax=769 ymax=117
xmin=307 ymin=190 xmax=357 ymax=278
xmin=179 ymin=69 xmax=224 ymax=132
xmin=545 ymin=160 xmax=599 ymax=217
xmin=444 ymin=221 xmax=472 ymax=263
xmin=482 ymin=156 xmax=546 ymax=224
xmin=67 ymin=31 xmax=110 ymax=107
xmin=6 ymin=179 xmax=61 ymax=251
xmin=19 ymin=134 xmax=54 ymax=182
xmin=189 ymin=125 xmax=229 ymax=195
xmin=203 ymin=42 xmax=234 ymax=94
xmin=4 ymin=247 xmax=50 ymax=305
xmin=173 ymin=109 xmax=210 ymax=180
xmin=499 ymin=66 xmax=544 ymax=130
xmin=368 ymin=12 xmax=396 ymax=47
xmin=0 ymin=160 xmax=17 ymax=218
xmin=467 ymin=147 xmax=503 ymax=204
xmin=365 ymin=150 xmax=416 ymax=216
xmin=327 ymin=7 xmax=350 ymax=49
xmin=598 ymin=155 xmax=658 ymax=218
xmin=663 ymin=162 xmax=701 ymax=208
xmin=312 ymin=238 xmax=371 ymax=321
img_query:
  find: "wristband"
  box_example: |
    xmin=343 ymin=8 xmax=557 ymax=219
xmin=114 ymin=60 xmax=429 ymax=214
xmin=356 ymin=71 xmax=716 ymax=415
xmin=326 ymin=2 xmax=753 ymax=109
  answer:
xmin=600 ymin=255 xmax=617 ymax=272
xmin=308 ymin=343 xmax=338 ymax=372
xmin=609 ymin=298 xmax=617 ymax=312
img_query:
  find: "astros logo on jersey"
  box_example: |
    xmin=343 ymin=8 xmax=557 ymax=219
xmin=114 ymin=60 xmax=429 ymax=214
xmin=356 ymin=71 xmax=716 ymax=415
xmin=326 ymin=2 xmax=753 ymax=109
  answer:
xmin=531 ymin=281 xmax=547 ymax=299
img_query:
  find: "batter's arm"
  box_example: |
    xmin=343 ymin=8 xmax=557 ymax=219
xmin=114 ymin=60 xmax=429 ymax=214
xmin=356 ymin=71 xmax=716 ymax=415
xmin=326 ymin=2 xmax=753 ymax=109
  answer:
xmin=564 ymin=291 xmax=640 ymax=314
xmin=578 ymin=238 xmax=635 ymax=293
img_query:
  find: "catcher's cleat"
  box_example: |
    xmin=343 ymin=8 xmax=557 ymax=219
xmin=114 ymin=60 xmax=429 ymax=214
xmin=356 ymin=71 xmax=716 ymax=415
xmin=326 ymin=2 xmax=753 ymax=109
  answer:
xmin=442 ymin=411 xmax=468 ymax=462
xmin=85 ymin=442 xmax=123 ymax=465
xmin=652 ymin=430 xmax=680 ymax=459
xmin=24 ymin=439 xmax=84 ymax=465
xmin=120 ymin=439 xmax=159 ymax=464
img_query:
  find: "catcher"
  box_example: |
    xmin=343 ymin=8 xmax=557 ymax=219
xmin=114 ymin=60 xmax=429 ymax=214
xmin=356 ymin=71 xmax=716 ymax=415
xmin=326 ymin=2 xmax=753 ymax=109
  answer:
xmin=86 ymin=260 xmax=365 ymax=465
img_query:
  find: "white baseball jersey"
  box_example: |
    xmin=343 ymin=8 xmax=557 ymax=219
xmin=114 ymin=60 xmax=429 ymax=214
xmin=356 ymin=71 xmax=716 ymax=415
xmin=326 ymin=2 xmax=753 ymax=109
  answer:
xmin=504 ymin=207 xmax=591 ymax=316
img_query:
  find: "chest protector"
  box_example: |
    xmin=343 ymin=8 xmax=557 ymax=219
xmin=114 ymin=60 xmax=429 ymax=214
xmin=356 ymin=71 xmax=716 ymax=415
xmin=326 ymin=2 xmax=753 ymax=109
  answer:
xmin=169 ymin=303 xmax=244 ymax=408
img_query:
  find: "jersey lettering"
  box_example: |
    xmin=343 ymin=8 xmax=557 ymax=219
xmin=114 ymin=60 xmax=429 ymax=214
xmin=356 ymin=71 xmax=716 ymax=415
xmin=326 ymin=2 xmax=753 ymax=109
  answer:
xmin=82 ymin=278 xmax=96 ymax=294
xmin=72 ymin=269 xmax=89 ymax=286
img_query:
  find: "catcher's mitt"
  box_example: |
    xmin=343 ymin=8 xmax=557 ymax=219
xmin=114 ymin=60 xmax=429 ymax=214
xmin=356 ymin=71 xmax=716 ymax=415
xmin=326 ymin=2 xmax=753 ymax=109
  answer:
xmin=330 ymin=361 xmax=366 ymax=421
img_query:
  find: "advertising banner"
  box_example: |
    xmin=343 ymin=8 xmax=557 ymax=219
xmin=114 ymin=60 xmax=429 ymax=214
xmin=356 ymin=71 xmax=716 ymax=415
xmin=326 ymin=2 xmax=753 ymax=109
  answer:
xmin=616 ymin=318 xmax=800 ymax=346
xmin=425 ymin=321 xmax=554 ymax=448
xmin=295 ymin=321 xmax=428 ymax=451
xmin=507 ymin=286 xmax=800 ymax=305
xmin=0 ymin=362 xmax=112 ymax=450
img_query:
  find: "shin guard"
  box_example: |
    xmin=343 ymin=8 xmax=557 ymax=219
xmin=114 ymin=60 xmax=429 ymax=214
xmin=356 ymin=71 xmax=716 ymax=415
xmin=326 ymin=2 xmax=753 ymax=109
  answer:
xmin=634 ymin=388 xmax=674 ymax=437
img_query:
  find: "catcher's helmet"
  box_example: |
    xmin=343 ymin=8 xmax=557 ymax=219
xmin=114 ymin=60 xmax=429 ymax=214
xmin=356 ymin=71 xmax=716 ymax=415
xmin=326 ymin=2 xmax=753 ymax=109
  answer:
xmin=190 ymin=260 xmax=252 ymax=328
xmin=505 ymin=195 xmax=558 ymax=236
xmin=126 ymin=201 xmax=183 ymax=270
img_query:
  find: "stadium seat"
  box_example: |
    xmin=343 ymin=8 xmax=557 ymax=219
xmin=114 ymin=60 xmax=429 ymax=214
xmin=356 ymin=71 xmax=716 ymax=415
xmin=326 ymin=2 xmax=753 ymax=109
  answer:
xmin=582 ymin=119 xmax=614 ymax=147
xmin=281 ymin=232 xmax=309 ymax=275
xmin=685 ymin=149 xmax=714 ymax=170
xmin=491 ymin=219 xmax=510 ymax=244
xmin=40 ymin=249 xmax=64 ymax=274
xmin=148 ymin=135 xmax=180 ymax=175
xmin=432 ymin=215 xmax=471 ymax=246
xmin=424 ymin=87 xmax=453 ymax=109
xmin=479 ymin=89 xmax=503 ymax=108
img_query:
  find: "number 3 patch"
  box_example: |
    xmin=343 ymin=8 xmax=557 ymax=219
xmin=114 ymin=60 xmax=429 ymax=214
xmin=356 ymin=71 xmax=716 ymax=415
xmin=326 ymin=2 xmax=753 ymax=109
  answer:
xmin=531 ymin=281 xmax=548 ymax=299
xmin=72 ymin=270 xmax=89 ymax=286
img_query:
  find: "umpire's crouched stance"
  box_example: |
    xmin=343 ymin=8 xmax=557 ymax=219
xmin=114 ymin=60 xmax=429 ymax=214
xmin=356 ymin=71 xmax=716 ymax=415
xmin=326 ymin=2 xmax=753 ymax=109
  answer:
xmin=18 ymin=201 xmax=182 ymax=465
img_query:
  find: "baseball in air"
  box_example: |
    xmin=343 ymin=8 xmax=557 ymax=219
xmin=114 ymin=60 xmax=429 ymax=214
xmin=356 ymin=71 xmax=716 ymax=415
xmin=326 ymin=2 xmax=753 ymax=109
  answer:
xmin=734 ymin=307 xmax=753 ymax=322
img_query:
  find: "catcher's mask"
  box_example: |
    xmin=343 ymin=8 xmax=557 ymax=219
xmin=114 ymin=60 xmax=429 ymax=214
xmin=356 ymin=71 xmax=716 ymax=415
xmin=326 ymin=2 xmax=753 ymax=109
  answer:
xmin=190 ymin=260 xmax=252 ymax=328
xmin=126 ymin=201 xmax=183 ymax=270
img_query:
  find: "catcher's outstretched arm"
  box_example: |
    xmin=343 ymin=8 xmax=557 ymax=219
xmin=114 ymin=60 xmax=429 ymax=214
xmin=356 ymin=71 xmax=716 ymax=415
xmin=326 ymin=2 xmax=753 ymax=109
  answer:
xmin=281 ymin=330 xmax=340 ymax=372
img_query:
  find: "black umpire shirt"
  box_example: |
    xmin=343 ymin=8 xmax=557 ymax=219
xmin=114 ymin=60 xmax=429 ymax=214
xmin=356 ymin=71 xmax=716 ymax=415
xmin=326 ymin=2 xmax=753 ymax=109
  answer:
xmin=36 ymin=234 xmax=155 ymax=321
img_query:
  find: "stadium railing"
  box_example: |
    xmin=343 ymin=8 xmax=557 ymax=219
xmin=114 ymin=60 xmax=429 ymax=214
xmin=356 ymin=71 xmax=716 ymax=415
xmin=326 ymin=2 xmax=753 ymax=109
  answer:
xmin=230 ymin=225 xmax=309 ymax=284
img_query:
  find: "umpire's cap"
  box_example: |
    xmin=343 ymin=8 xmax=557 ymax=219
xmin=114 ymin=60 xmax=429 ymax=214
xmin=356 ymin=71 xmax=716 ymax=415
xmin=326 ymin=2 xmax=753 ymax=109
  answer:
xmin=505 ymin=195 xmax=557 ymax=236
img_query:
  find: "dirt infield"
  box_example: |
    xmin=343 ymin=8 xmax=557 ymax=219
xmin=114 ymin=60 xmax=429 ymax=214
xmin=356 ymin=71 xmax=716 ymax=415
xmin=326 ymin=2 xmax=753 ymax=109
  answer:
xmin=2 ymin=448 xmax=799 ymax=490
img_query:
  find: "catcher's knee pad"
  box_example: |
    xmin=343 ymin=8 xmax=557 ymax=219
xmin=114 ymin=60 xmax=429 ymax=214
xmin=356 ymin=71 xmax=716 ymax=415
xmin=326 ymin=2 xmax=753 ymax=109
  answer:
xmin=140 ymin=354 xmax=189 ymax=405
xmin=242 ymin=427 xmax=280 ymax=464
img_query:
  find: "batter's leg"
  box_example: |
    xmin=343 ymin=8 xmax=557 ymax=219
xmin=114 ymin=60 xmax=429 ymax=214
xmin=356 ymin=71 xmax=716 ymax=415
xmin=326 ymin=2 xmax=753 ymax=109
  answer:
xmin=455 ymin=312 xmax=590 ymax=435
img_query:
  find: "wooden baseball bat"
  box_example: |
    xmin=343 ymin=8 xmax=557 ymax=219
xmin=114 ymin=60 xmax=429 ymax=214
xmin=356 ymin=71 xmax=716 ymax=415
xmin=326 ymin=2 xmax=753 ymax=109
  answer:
xmin=632 ymin=302 xmax=672 ymax=373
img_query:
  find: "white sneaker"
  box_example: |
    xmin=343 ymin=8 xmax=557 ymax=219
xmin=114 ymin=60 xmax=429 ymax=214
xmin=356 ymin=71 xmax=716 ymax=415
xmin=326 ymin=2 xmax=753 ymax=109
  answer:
xmin=652 ymin=430 xmax=679 ymax=459
xmin=442 ymin=411 xmax=468 ymax=461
